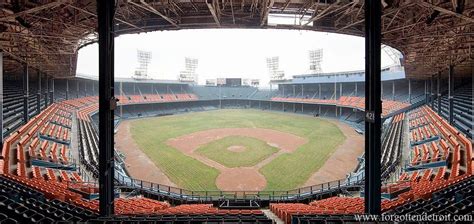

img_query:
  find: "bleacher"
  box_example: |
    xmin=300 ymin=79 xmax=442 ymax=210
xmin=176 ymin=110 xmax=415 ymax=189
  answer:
xmin=269 ymin=105 xmax=472 ymax=223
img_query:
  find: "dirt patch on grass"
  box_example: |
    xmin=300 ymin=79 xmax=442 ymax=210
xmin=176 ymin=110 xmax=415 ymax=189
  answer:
xmin=166 ymin=128 xmax=307 ymax=154
xmin=303 ymin=120 xmax=364 ymax=186
xmin=166 ymin=128 xmax=307 ymax=191
xmin=227 ymin=145 xmax=247 ymax=152
xmin=115 ymin=120 xmax=177 ymax=187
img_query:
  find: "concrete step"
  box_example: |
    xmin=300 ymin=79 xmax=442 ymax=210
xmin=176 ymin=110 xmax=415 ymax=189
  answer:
xmin=262 ymin=209 xmax=284 ymax=224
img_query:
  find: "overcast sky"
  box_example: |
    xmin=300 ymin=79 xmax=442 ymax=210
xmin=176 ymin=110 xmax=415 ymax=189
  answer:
xmin=77 ymin=29 xmax=395 ymax=86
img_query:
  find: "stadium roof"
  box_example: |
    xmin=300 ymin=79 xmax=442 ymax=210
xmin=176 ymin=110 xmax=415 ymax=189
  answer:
xmin=1 ymin=0 xmax=473 ymax=79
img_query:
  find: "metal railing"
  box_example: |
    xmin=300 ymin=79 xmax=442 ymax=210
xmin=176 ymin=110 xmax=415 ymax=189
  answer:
xmin=114 ymin=171 xmax=364 ymax=202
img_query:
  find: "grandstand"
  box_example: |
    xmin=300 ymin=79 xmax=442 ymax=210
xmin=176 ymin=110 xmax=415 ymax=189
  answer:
xmin=0 ymin=72 xmax=471 ymax=222
xmin=0 ymin=0 xmax=473 ymax=223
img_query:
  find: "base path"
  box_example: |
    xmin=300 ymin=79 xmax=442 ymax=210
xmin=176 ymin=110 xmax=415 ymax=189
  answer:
xmin=115 ymin=120 xmax=177 ymax=187
xmin=166 ymin=128 xmax=308 ymax=191
xmin=304 ymin=120 xmax=364 ymax=186
xmin=166 ymin=128 xmax=307 ymax=153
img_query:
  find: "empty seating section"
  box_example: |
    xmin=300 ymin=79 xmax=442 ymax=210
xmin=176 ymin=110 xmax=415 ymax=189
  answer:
xmin=0 ymin=80 xmax=471 ymax=223
xmin=3 ymin=83 xmax=51 ymax=138
xmin=117 ymin=93 xmax=198 ymax=104
xmin=272 ymin=96 xmax=411 ymax=117
xmin=271 ymin=97 xmax=338 ymax=105
xmin=0 ymin=96 xmax=273 ymax=223
xmin=270 ymin=105 xmax=472 ymax=223
xmin=77 ymin=110 xmax=99 ymax=177
xmin=381 ymin=113 xmax=405 ymax=179
xmin=0 ymin=175 xmax=96 ymax=223
xmin=387 ymin=175 xmax=474 ymax=215
xmin=77 ymin=104 xmax=98 ymax=122
xmin=89 ymin=204 xmax=271 ymax=223
xmin=433 ymin=84 xmax=473 ymax=139
xmin=191 ymin=86 xmax=257 ymax=99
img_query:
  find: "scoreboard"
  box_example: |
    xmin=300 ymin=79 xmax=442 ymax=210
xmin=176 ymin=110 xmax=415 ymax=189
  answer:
xmin=216 ymin=78 xmax=242 ymax=87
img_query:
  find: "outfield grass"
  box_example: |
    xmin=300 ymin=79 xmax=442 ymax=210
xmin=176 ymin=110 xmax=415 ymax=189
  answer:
xmin=129 ymin=109 xmax=345 ymax=191
xmin=195 ymin=136 xmax=279 ymax=168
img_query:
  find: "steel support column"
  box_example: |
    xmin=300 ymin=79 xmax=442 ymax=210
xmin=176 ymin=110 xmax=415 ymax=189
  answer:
xmin=36 ymin=70 xmax=41 ymax=113
xmin=76 ymin=80 xmax=79 ymax=98
xmin=448 ymin=65 xmax=454 ymax=125
xmin=269 ymin=83 xmax=272 ymax=99
xmin=66 ymin=79 xmax=69 ymax=100
xmin=97 ymin=0 xmax=115 ymax=216
xmin=51 ymin=78 xmax=54 ymax=103
xmin=340 ymin=83 xmax=343 ymax=115
xmin=45 ymin=76 xmax=49 ymax=107
xmin=408 ymin=79 xmax=411 ymax=104
xmin=355 ymin=83 xmax=358 ymax=96
xmin=364 ymin=0 xmax=382 ymax=215
xmin=437 ymin=72 xmax=441 ymax=115
xmin=381 ymin=81 xmax=383 ymax=98
xmin=318 ymin=84 xmax=321 ymax=99
xmin=425 ymin=80 xmax=428 ymax=103
xmin=0 ymin=52 xmax=3 ymax=147
xmin=392 ymin=81 xmax=395 ymax=100
xmin=23 ymin=64 xmax=29 ymax=123
xmin=430 ymin=75 xmax=434 ymax=110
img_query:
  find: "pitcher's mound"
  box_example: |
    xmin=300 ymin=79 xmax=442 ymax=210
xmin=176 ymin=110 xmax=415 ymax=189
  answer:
xmin=227 ymin=145 xmax=247 ymax=152
xmin=216 ymin=168 xmax=266 ymax=191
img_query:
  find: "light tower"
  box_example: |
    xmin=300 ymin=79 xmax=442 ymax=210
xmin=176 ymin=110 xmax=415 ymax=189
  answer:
xmin=308 ymin=49 xmax=323 ymax=74
xmin=134 ymin=50 xmax=152 ymax=79
xmin=179 ymin=57 xmax=199 ymax=83
xmin=266 ymin=56 xmax=285 ymax=81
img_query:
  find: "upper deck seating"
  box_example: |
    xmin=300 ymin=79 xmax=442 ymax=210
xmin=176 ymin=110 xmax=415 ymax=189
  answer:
xmin=271 ymin=96 xmax=410 ymax=117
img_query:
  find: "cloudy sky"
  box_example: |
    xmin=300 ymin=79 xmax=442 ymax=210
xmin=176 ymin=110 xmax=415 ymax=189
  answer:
xmin=77 ymin=28 xmax=395 ymax=86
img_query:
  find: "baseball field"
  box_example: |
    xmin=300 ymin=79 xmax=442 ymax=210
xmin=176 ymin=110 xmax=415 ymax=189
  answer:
xmin=121 ymin=109 xmax=349 ymax=191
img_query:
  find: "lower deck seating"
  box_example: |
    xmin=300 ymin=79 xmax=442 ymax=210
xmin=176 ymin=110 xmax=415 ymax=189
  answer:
xmin=432 ymin=84 xmax=473 ymax=139
xmin=381 ymin=113 xmax=405 ymax=179
xmin=0 ymin=94 xmax=472 ymax=223
xmin=0 ymin=97 xmax=273 ymax=223
xmin=0 ymin=175 xmax=96 ymax=223
xmin=117 ymin=93 xmax=198 ymax=104
xmin=270 ymin=106 xmax=473 ymax=223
